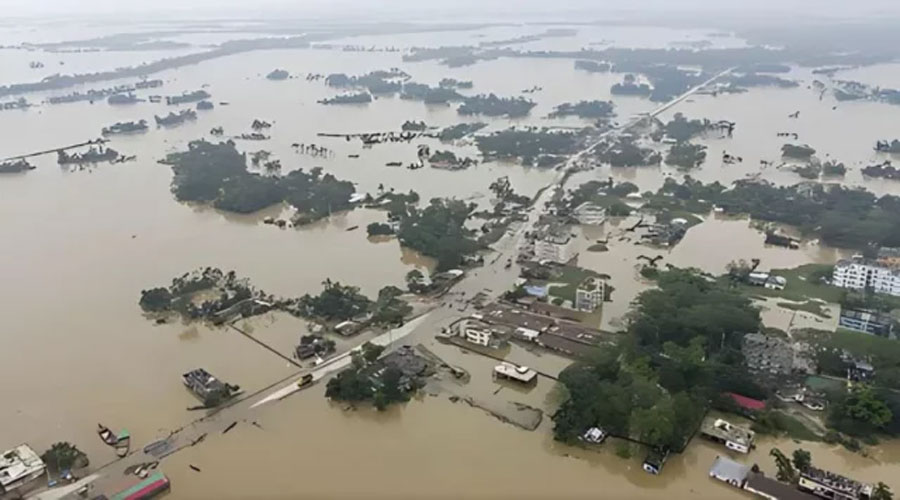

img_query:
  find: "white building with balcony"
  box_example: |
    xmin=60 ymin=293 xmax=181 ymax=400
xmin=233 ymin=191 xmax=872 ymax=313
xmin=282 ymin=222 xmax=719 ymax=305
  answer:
xmin=832 ymin=257 xmax=900 ymax=296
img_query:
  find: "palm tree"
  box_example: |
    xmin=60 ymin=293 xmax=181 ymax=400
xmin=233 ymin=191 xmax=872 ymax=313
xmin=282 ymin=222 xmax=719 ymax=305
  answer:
xmin=770 ymin=448 xmax=797 ymax=483
xmin=873 ymin=482 xmax=893 ymax=500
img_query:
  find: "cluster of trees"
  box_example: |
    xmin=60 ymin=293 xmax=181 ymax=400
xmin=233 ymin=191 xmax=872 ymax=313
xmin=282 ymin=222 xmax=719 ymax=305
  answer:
xmin=554 ymin=269 xmax=765 ymax=448
xmin=366 ymin=222 xmax=394 ymax=236
xmin=439 ymin=122 xmax=487 ymax=142
xmin=561 ymin=179 xmax=636 ymax=217
xmin=610 ymin=73 xmax=651 ymax=97
xmin=266 ymin=69 xmax=289 ymax=80
xmin=297 ymin=279 xmax=371 ymax=321
xmin=475 ymin=128 xmax=578 ymax=164
xmin=549 ymin=100 xmax=616 ymax=119
xmin=663 ymin=113 xmax=712 ymax=142
xmin=438 ymin=78 xmax=473 ymax=89
xmin=782 ymin=143 xmax=816 ymax=160
xmin=725 ymin=72 xmax=799 ymax=89
xmin=665 ymin=142 xmax=707 ymax=168
xmin=574 ymin=60 xmax=611 ymax=73
xmin=325 ymin=342 xmax=411 ymax=410
xmin=164 ymin=141 xmax=355 ymax=219
xmin=370 ymin=285 xmax=412 ymax=326
xmin=41 ymin=442 xmax=89 ymax=472
xmin=319 ymin=92 xmax=372 ymax=104
xmin=397 ymin=198 xmax=480 ymax=270
xmin=400 ymin=82 xmax=464 ymax=104
xmin=596 ymin=136 xmax=662 ymax=167
xmin=650 ymin=177 xmax=900 ymax=251
xmin=325 ymin=69 xmax=409 ymax=94
xmin=862 ymin=162 xmax=900 ymax=180
xmin=457 ymin=94 xmax=536 ymax=118
xmin=139 ymin=267 xmax=271 ymax=321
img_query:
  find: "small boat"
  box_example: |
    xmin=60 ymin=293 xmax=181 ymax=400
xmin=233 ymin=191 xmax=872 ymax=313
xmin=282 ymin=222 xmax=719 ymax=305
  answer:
xmin=115 ymin=430 xmax=131 ymax=457
xmin=346 ymin=225 xmax=359 ymax=232
xmin=97 ymin=424 xmax=118 ymax=446
xmin=348 ymin=154 xmax=359 ymax=158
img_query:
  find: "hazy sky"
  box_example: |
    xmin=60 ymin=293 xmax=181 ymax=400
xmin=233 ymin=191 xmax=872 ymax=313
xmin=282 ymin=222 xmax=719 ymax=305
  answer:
xmin=4 ymin=0 xmax=900 ymax=20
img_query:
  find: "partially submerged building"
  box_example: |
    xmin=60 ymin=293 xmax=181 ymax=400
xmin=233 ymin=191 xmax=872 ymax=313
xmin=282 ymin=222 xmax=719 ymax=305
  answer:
xmin=182 ymin=368 xmax=236 ymax=405
xmin=709 ymin=455 xmax=751 ymax=488
xmin=0 ymin=445 xmax=45 ymax=495
xmin=574 ymin=277 xmax=605 ymax=312
xmin=748 ymin=271 xmax=787 ymax=290
xmin=798 ymin=466 xmax=873 ymax=500
xmin=838 ymin=308 xmax=894 ymax=337
xmin=572 ymin=202 xmax=607 ymax=226
xmin=700 ymin=418 xmax=755 ymax=454
xmin=452 ymin=317 xmax=508 ymax=348
xmin=493 ymin=362 xmax=537 ymax=384
xmin=642 ymin=448 xmax=670 ymax=475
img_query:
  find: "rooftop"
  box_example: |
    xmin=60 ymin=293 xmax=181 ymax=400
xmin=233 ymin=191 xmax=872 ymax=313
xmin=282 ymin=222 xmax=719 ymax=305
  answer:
xmin=727 ymin=392 xmax=766 ymax=412
xmin=801 ymin=466 xmax=872 ymax=498
xmin=708 ymin=455 xmax=750 ymax=484
xmin=0 ymin=445 xmax=45 ymax=489
xmin=745 ymin=473 xmax=817 ymax=500
xmin=701 ymin=418 xmax=754 ymax=447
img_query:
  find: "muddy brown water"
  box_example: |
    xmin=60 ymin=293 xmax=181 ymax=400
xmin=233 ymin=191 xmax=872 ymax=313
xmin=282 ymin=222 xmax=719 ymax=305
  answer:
xmin=2 ymin=22 xmax=900 ymax=499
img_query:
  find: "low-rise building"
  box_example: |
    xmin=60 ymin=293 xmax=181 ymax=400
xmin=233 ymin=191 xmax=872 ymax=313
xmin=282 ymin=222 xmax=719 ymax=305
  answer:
xmin=700 ymin=418 xmax=755 ymax=454
xmin=743 ymin=333 xmax=793 ymax=376
xmin=493 ymin=362 xmax=537 ymax=384
xmin=709 ymin=455 xmax=751 ymax=488
xmin=0 ymin=444 xmax=45 ymax=495
xmin=876 ymin=247 xmax=900 ymax=268
xmin=745 ymin=473 xmax=817 ymax=500
xmin=642 ymin=448 xmax=670 ymax=475
xmin=832 ymin=256 xmax=900 ymax=296
xmin=572 ymin=202 xmax=607 ymax=225
xmin=181 ymin=368 xmax=234 ymax=404
xmin=839 ymin=308 xmax=894 ymax=337
xmin=798 ymin=466 xmax=873 ymax=500
xmin=574 ymin=277 xmax=605 ymax=312
xmin=453 ymin=318 xmax=507 ymax=348
xmin=748 ymin=272 xmax=787 ymax=290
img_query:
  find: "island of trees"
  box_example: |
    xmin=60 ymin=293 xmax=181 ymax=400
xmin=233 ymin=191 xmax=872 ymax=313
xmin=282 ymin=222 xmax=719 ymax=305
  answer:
xmin=166 ymin=90 xmax=210 ymax=105
xmin=161 ymin=140 xmax=355 ymax=220
xmin=101 ymin=120 xmax=148 ymax=136
xmin=266 ymin=69 xmax=290 ymax=80
xmin=875 ymin=139 xmax=900 ymax=153
xmin=439 ymin=122 xmax=486 ymax=141
xmin=549 ymin=100 xmax=615 ymax=119
xmin=782 ymin=143 xmax=816 ymax=160
xmin=438 ymin=78 xmax=473 ymax=89
xmin=475 ymin=128 xmax=579 ymax=165
xmin=610 ymin=74 xmax=652 ymax=97
xmin=574 ymin=60 xmax=611 ymax=73
xmin=457 ymin=94 xmax=536 ymax=118
xmin=665 ymin=142 xmax=707 ymax=168
xmin=318 ymin=92 xmax=373 ymax=105
xmin=397 ymin=198 xmax=481 ymax=270
xmin=594 ymin=136 xmax=662 ymax=167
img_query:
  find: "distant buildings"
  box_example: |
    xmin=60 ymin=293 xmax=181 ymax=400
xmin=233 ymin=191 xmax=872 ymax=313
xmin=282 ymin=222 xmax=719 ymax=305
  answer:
xmin=832 ymin=256 xmax=900 ymax=296
xmin=798 ymin=466 xmax=873 ymax=500
xmin=700 ymin=418 xmax=755 ymax=454
xmin=838 ymin=308 xmax=894 ymax=337
xmin=0 ymin=444 xmax=45 ymax=495
xmin=574 ymin=277 xmax=605 ymax=312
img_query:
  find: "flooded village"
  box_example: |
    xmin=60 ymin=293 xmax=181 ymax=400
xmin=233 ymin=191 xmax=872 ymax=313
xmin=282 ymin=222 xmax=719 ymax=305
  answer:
xmin=3 ymin=6 xmax=900 ymax=500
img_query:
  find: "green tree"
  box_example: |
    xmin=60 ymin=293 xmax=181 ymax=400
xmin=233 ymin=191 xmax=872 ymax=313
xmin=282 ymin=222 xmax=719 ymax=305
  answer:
xmin=41 ymin=442 xmax=88 ymax=472
xmin=770 ymin=447 xmax=798 ymax=483
xmin=630 ymin=401 xmax=675 ymax=448
xmin=139 ymin=287 xmax=172 ymax=312
xmin=792 ymin=448 xmax=811 ymax=472
xmin=873 ymin=482 xmax=894 ymax=500
xmin=830 ymin=385 xmax=893 ymax=434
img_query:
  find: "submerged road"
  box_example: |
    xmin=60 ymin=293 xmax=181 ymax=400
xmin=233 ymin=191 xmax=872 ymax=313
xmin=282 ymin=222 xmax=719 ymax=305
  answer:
xmin=41 ymin=68 xmax=734 ymax=500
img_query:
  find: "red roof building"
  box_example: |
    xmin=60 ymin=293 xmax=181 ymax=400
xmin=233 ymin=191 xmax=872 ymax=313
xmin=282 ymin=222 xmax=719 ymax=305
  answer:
xmin=726 ymin=392 xmax=766 ymax=412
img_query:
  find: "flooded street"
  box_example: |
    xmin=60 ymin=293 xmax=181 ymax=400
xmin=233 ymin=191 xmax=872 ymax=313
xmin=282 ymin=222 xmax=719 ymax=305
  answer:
xmin=2 ymin=17 xmax=900 ymax=499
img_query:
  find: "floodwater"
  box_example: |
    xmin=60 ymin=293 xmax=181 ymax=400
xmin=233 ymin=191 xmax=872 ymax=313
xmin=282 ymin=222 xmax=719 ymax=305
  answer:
xmin=2 ymin=20 xmax=900 ymax=498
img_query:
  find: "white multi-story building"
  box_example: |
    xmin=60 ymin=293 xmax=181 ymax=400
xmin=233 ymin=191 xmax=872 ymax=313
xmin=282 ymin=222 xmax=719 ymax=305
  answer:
xmin=0 ymin=444 xmax=45 ymax=495
xmin=832 ymin=257 xmax=900 ymax=296
xmin=453 ymin=318 xmax=505 ymax=348
xmin=575 ymin=277 xmax=605 ymax=312
xmin=534 ymin=235 xmax=572 ymax=264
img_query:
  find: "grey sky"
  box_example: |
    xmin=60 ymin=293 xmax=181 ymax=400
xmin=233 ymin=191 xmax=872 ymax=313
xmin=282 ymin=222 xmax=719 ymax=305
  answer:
xmin=5 ymin=0 xmax=900 ymax=20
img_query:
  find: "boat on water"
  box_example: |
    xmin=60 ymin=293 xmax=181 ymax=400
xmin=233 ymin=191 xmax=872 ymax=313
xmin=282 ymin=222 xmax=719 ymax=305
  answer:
xmin=115 ymin=430 xmax=131 ymax=457
xmin=346 ymin=225 xmax=359 ymax=231
xmin=97 ymin=423 xmax=119 ymax=446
